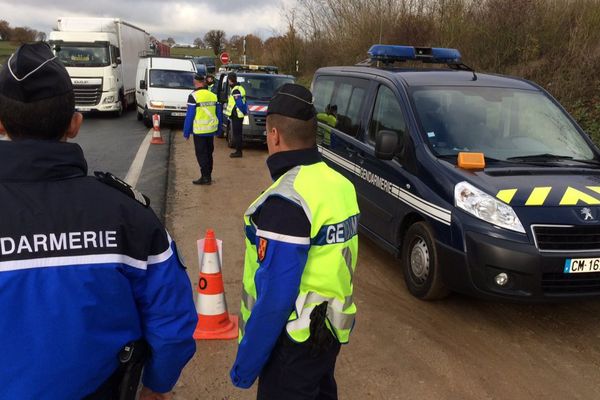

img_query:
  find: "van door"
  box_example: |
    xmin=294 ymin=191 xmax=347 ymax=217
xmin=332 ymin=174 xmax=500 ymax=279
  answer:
xmin=136 ymin=61 xmax=148 ymax=109
xmin=353 ymin=84 xmax=410 ymax=244
xmin=313 ymin=75 xmax=371 ymax=185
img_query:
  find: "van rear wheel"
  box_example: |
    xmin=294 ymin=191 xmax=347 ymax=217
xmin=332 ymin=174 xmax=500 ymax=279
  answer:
xmin=402 ymin=222 xmax=449 ymax=300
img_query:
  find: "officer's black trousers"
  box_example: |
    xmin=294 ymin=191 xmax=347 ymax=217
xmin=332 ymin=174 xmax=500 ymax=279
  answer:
xmin=193 ymin=135 xmax=214 ymax=178
xmin=257 ymin=332 xmax=341 ymax=400
xmin=230 ymin=115 xmax=244 ymax=153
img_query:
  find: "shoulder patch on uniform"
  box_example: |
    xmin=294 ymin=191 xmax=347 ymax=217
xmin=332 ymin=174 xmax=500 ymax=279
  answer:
xmin=94 ymin=171 xmax=150 ymax=208
xmin=258 ymin=237 xmax=268 ymax=262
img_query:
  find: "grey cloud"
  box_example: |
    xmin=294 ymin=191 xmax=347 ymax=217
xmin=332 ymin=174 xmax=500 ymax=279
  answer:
xmin=1 ymin=0 xmax=286 ymax=42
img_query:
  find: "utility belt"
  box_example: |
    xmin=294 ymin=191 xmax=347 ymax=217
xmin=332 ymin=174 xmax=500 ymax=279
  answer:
xmin=84 ymin=339 xmax=149 ymax=400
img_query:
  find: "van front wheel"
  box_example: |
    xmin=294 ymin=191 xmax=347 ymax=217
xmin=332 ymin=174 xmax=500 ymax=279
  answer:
xmin=402 ymin=222 xmax=449 ymax=300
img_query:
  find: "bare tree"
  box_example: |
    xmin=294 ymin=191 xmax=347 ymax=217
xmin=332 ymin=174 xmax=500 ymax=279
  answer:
xmin=0 ymin=20 xmax=11 ymax=41
xmin=36 ymin=31 xmax=47 ymax=42
xmin=204 ymin=30 xmax=227 ymax=55
xmin=11 ymin=27 xmax=38 ymax=44
xmin=193 ymin=37 xmax=205 ymax=48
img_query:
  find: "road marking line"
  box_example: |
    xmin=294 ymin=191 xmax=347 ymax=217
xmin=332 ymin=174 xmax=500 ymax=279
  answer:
xmin=124 ymin=128 xmax=154 ymax=187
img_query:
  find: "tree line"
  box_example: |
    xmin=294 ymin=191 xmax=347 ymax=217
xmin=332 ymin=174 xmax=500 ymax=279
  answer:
xmin=0 ymin=20 xmax=46 ymax=43
xmin=238 ymin=0 xmax=600 ymax=142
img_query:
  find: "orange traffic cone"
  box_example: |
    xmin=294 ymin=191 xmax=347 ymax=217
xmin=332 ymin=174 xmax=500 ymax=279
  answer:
xmin=193 ymin=229 xmax=238 ymax=340
xmin=150 ymin=114 xmax=165 ymax=145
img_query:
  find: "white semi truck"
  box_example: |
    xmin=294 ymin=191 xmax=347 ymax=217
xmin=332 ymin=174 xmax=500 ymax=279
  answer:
xmin=48 ymin=17 xmax=150 ymax=116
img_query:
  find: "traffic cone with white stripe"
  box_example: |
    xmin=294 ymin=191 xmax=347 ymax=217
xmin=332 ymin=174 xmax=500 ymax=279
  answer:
xmin=193 ymin=229 xmax=238 ymax=340
xmin=150 ymin=114 xmax=165 ymax=145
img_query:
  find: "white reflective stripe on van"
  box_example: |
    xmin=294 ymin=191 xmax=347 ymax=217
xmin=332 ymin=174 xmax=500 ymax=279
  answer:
xmin=318 ymin=145 xmax=452 ymax=225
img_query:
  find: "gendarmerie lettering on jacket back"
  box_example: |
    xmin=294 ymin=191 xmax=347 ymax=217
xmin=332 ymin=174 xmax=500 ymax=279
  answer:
xmin=0 ymin=42 xmax=197 ymax=399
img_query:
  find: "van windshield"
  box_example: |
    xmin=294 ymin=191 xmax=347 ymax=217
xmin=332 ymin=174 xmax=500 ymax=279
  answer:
xmin=149 ymin=69 xmax=195 ymax=90
xmin=54 ymin=44 xmax=110 ymax=67
xmin=411 ymin=87 xmax=595 ymax=161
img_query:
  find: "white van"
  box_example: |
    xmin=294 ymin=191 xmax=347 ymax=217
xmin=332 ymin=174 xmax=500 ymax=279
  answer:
xmin=135 ymin=57 xmax=197 ymax=127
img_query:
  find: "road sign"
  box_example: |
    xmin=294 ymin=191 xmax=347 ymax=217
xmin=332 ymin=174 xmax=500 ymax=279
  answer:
xmin=220 ymin=52 xmax=230 ymax=64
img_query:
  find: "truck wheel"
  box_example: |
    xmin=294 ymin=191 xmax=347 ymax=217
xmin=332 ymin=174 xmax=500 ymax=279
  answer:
xmin=401 ymin=222 xmax=449 ymax=300
xmin=113 ymin=94 xmax=124 ymax=118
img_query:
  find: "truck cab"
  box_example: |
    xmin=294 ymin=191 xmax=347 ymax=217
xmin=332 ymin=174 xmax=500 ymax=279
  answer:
xmin=48 ymin=17 xmax=149 ymax=117
xmin=216 ymin=65 xmax=294 ymax=146
xmin=313 ymin=44 xmax=600 ymax=301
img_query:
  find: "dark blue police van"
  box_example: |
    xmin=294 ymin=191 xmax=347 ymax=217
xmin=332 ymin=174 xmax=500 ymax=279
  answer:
xmin=313 ymin=44 xmax=600 ymax=301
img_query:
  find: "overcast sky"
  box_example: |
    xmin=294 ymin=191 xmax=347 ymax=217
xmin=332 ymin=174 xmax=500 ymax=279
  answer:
xmin=0 ymin=0 xmax=294 ymax=43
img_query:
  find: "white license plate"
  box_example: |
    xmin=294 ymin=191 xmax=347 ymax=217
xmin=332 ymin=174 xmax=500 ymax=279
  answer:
xmin=564 ymin=258 xmax=600 ymax=273
xmin=171 ymin=112 xmax=186 ymax=117
xmin=77 ymin=107 xmax=91 ymax=112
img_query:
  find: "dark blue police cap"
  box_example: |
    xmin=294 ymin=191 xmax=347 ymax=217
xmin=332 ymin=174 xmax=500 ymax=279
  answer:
xmin=267 ymin=83 xmax=316 ymax=121
xmin=0 ymin=42 xmax=72 ymax=102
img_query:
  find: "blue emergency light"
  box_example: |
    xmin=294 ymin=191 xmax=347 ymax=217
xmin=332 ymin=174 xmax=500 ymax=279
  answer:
xmin=368 ymin=45 xmax=462 ymax=64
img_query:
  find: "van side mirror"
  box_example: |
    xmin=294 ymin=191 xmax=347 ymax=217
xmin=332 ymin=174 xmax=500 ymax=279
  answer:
xmin=116 ymin=57 xmax=122 ymax=65
xmin=139 ymin=80 xmax=147 ymax=90
xmin=375 ymin=130 xmax=399 ymax=160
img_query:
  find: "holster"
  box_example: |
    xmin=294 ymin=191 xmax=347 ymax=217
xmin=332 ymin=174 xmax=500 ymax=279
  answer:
xmin=309 ymin=301 xmax=335 ymax=357
xmin=117 ymin=339 xmax=150 ymax=400
xmin=83 ymin=339 xmax=149 ymax=400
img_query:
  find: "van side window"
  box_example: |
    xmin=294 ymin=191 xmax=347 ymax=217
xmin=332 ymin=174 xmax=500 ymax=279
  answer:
xmin=313 ymin=77 xmax=335 ymax=115
xmin=331 ymin=79 xmax=368 ymax=137
xmin=369 ymin=85 xmax=406 ymax=144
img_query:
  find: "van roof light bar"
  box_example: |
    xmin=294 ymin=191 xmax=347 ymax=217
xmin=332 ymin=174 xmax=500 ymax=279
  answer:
xmin=367 ymin=45 xmax=462 ymax=64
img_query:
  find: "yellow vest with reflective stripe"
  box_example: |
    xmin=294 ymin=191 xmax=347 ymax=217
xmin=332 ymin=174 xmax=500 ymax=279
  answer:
xmin=240 ymin=161 xmax=359 ymax=344
xmin=192 ymin=89 xmax=219 ymax=135
xmin=225 ymin=84 xmax=246 ymax=118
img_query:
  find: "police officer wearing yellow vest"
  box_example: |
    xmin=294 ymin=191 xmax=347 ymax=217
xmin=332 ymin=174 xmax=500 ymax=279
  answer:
xmin=224 ymin=72 xmax=247 ymax=158
xmin=230 ymin=83 xmax=360 ymax=399
xmin=184 ymin=74 xmax=222 ymax=185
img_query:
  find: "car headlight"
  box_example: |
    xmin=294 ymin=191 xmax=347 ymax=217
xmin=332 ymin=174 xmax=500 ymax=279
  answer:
xmin=149 ymin=101 xmax=164 ymax=109
xmin=455 ymin=181 xmax=525 ymax=233
xmin=243 ymin=115 xmax=250 ymax=125
xmin=103 ymin=95 xmax=115 ymax=104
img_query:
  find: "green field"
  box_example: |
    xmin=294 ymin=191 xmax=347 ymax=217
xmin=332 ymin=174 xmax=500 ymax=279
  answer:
xmin=0 ymin=41 xmax=17 ymax=67
xmin=170 ymin=47 xmax=215 ymax=58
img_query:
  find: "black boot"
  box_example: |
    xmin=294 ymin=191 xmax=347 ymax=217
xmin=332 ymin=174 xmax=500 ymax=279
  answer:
xmin=199 ymin=176 xmax=212 ymax=185
xmin=229 ymin=151 xmax=243 ymax=158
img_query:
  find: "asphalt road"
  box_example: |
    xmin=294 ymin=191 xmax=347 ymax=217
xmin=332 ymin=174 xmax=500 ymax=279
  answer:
xmin=73 ymin=110 xmax=172 ymax=221
xmin=168 ymin=135 xmax=600 ymax=400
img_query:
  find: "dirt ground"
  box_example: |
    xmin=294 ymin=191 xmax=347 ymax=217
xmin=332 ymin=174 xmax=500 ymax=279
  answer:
xmin=166 ymin=132 xmax=600 ymax=400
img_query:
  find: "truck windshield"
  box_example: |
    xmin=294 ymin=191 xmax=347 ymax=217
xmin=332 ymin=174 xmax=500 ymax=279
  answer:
xmin=54 ymin=44 xmax=110 ymax=67
xmin=239 ymin=76 xmax=295 ymax=100
xmin=411 ymin=87 xmax=596 ymax=161
xmin=149 ymin=70 xmax=195 ymax=90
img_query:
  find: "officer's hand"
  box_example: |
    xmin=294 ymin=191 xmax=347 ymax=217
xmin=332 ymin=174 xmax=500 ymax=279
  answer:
xmin=139 ymin=386 xmax=172 ymax=400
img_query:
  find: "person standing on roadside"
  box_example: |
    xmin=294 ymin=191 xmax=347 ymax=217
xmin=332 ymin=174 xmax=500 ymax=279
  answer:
xmin=206 ymin=74 xmax=216 ymax=93
xmin=184 ymin=73 xmax=222 ymax=185
xmin=230 ymin=84 xmax=360 ymax=400
xmin=0 ymin=42 xmax=198 ymax=400
xmin=224 ymin=72 xmax=247 ymax=158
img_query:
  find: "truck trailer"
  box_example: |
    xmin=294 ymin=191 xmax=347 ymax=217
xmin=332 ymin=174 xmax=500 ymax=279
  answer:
xmin=49 ymin=17 xmax=150 ymax=116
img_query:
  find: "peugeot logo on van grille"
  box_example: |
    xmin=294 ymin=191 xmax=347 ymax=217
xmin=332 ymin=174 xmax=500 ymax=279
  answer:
xmin=580 ymin=207 xmax=594 ymax=221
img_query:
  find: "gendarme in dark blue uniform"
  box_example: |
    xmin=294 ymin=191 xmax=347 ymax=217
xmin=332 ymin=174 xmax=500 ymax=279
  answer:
xmin=0 ymin=43 xmax=197 ymax=399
